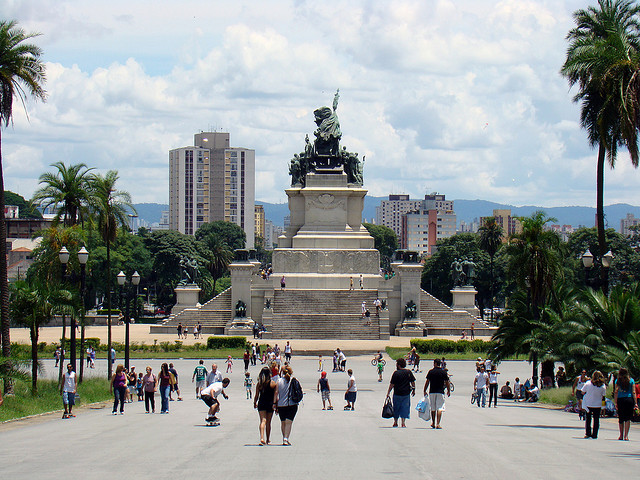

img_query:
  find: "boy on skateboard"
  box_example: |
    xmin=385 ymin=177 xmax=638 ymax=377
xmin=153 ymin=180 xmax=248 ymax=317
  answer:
xmin=200 ymin=378 xmax=230 ymax=424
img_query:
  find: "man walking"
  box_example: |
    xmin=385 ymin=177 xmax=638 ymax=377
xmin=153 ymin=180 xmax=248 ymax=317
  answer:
xmin=168 ymin=363 xmax=183 ymax=401
xmin=60 ymin=364 xmax=77 ymax=419
xmin=284 ymin=341 xmax=292 ymax=362
xmin=474 ymin=365 xmax=489 ymax=408
xmin=207 ymin=363 xmax=223 ymax=386
xmin=423 ymin=359 xmax=450 ymax=429
xmin=192 ymin=360 xmax=208 ymax=398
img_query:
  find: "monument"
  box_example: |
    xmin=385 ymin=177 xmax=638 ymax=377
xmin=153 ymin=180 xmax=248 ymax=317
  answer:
xmin=172 ymin=256 xmax=201 ymax=315
xmin=450 ymin=257 xmax=480 ymax=317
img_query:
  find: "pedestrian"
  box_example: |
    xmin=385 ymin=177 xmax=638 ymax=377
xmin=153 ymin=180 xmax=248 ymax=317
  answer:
xmin=572 ymin=369 xmax=589 ymax=420
xmin=349 ymin=276 xmax=353 ymax=291
xmin=192 ymin=359 xmax=208 ymax=398
xmin=332 ymin=351 xmax=338 ymax=372
xmin=168 ymin=363 xmax=183 ymax=401
xmin=284 ymin=341 xmax=292 ymax=362
xmin=377 ymin=356 xmax=385 ymax=382
xmin=385 ymin=358 xmax=416 ymax=428
xmin=90 ymin=347 xmax=96 ymax=368
xmin=614 ymin=368 xmax=637 ymax=441
xmin=474 ymin=365 xmax=489 ymax=408
xmin=514 ymin=377 xmax=522 ymax=402
xmin=254 ymin=367 xmax=276 ymax=445
xmin=86 ymin=346 xmax=92 ymax=369
xmin=207 ymin=363 xmax=223 ymax=386
xmin=110 ymin=347 xmax=116 ymax=365
xmin=60 ymin=363 xmax=77 ymax=419
xmin=136 ymin=372 xmax=144 ymax=401
xmin=252 ymin=343 xmax=257 ymax=366
xmin=344 ymin=369 xmax=357 ymax=410
xmin=337 ymin=348 xmax=347 ymax=371
xmin=127 ymin=366 xmax=138 ymax=402
xmin=470 ymin=322 xmax=475 ymax=340
xmin=243 ymin=371 xmax=253 ymax=399
xmin=158 ymin=363 xmax=175 ymax=414
xmin=226 ymin=355 xmax=233 ymax=373
xmin=374 ymin=297 xmax=381 ymax=315
xmin=110 ymin=364 xmax=127 ymax=415
xmin=244 ymin=350 xmax=251 ymax=371
xmin=413 ymin=352 xmax=421 ymax=372
xmin=423 ymin=358 xmax=451 ymax=429
xmin=197 ymin=322 xmax=202 ymax=339
xmin=280 ymin=275 xmax=286 ymax=290
xmin=361 ymin=301 xmax=366 ymax=318
xmin=142 ymin=366 xmax=157 ymax=413
xmin=364 ymin=309 xmax=371 ymax=325
xmin=54 ymin=346 xmax=61 ymax=367
xmin=275 ymin=364 xmax=301 ymax=446
xmin=200 ymin=378 xmax=230 ymax=424
xmin=317 ymin=371 xmax=333 ymax=410
xmin=488 ymin=365 xmax=500 ymax=408
xmin=581 ymin=370 xmax=606 ymax=439
xmin=359 ymin=274 xmax=363 ymax=289
xmin=318 ymin=354 xmax=323 ymax=372
xmin=177 ymin=322 xmax=182 ymax=338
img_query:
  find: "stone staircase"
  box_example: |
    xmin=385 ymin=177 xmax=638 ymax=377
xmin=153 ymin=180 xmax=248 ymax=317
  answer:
xmin=157 ymin=288 xmax=232 ymax=334
xmin=269 ymin=289 xmax=383 ymax=339
xmin=420 ymin=289 xmax=489 ymax=329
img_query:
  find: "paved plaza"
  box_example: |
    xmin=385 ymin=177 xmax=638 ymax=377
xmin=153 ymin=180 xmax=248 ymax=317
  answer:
xmin=1 ymin=352 xmax=638 ymax=479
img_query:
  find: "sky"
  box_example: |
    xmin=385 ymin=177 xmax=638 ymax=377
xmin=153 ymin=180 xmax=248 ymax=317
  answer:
xmin=3 ymin=0 xmax=640 ymax=208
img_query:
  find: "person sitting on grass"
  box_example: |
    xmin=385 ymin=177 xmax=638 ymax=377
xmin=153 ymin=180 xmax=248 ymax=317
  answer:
xmin=499 ymin=381 xmax=513 ymax=399
xmin=527 ymin=384 xmax=540 ymax=402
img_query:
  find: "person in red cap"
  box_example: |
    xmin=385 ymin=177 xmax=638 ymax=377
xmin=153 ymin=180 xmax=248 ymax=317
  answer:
xmin=317 ymin=371 xmax=333 ymax=410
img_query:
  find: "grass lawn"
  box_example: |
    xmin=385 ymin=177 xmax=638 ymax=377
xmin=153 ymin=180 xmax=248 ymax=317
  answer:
xmin=538 ymin=385 xmax=614 ymax=407
xmin=0 ymin=377 xmax=111 ymax=423
xmin=385 ymin=347 xmax=524 ymax=361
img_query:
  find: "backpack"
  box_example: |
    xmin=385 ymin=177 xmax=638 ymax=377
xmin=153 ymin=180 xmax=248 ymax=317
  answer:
xmin=289 ymin=377 xmax=303 ymax=404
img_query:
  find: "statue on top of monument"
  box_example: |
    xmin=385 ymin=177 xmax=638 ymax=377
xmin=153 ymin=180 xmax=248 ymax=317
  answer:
xmin=288 ymin=89 xmax=364 ymax=187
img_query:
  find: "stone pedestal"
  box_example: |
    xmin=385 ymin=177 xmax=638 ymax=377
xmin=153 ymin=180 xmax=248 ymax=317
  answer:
xmin=173 ymin=284 xmax=201 ymax=315
xmin=395 ymin=261 xmax=425 ymax=336
xmin=451 ymin=286 xmax=480 ymax=318
xmin=226 ymin=261 xmax=255 ymax=335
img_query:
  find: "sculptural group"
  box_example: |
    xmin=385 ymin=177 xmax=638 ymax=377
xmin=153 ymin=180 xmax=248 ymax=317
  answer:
xmin=289 ymin=89 xmax=364 ymax=186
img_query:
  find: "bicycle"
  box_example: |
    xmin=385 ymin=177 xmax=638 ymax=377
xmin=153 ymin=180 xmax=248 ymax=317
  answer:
xmin=371 ymin=357 xmax=386 ymax=367
xmin=447 ymin=373 xmax=455 ymax=393
xmin=470 ymin=391 xmax=478 ymax=405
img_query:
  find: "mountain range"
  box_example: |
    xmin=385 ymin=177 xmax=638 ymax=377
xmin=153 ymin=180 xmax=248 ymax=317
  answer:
xmin=134 ymin=199 xmax=640 ymax=232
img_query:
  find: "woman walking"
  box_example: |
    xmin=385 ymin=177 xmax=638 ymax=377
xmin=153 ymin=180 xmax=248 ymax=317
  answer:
xmin=110 ymin=364 xmax=128 ymax=415
xmin=488 ymin=365 xmax=500 ymax=408
xmin=142 ymin=366 xmax=157 ymax=413
xmin=581 ymin=370 xmax=606 ymax=439
xmin=614 ymin=368 xmax=638 ymax=441
xmin=385 ymin=358 xmax=416 ymax=427
xmin=254 ymin=366 xmax=276 ymax=445
xmin=158 ymin=363 xmax=174 ymax=414
xmin=275 ymin=364 xmax=300 ymax=445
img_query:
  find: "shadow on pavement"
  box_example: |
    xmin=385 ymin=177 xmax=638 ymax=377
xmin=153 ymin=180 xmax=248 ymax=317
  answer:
xmin=488 ymin=424 xmax=582 ymax=430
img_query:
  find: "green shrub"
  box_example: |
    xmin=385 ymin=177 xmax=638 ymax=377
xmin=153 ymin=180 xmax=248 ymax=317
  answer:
xmin=206 ymin=336 xmax=247 ymax=350
xmin=159 ymin=341 xmax=171 ymax=352
xmin=85 ymin=338 xmax=101 ymax=349
xmin=410 ymin=339 xmax=494 ymax=355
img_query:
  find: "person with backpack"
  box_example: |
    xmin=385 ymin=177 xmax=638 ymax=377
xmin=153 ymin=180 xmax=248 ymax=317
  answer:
xmin=274 ymin=364 xmax=302 ymax=446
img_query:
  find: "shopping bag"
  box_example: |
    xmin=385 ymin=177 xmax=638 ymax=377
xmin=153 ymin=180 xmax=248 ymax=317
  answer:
xmin=418 ymin=408 xmax=431 ymax=421
xmin=415 ymin=395 xmax=430 ymax=413
xmin=382 ymin=396 xmax=394 ymax=418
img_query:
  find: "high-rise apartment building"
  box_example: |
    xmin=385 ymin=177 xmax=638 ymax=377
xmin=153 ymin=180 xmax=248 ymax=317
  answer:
xmin=255 ymin=204 xmax=265 ymax=240
xmin=169 ymin=132 xmax=255 ymax=247
xmin=480 ymin=209 xmax=522 ymax=241
xmin=375 ymin=194 xmax=423 ymax=238
xmin=399 ymin=193 xmax=456 ymax=255
xmin=621 ymin=213 xmax=639 ymax=235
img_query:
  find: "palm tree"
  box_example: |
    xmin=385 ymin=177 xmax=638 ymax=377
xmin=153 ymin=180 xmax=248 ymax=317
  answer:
xmin=0 ymin=20 xmax=47 ymax=392
xmin=32 ymin=162 xmax=94 ymax=226
xmin=505 ymin=211 xmax=563 ymax=385
xmin=201 ymin=236 xmax=233 ymax=296
xmin=9 ymin=279 xmax=74 ymax=393
xmin=89 ymin=171 xmax=135 ymax=379
xmin=478 ymin=217 xmax=503 ymax=323
xmin=561 ymin=0 xmax=640 ymax=272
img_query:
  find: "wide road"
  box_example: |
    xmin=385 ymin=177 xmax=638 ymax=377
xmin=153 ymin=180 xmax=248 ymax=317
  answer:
xmin=1 ymin=355 xmax=637 ymax=479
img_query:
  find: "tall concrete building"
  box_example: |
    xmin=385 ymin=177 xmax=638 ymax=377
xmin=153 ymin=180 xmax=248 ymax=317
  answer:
xmin=375 ymin=194 xmax=423 ymax=238
xmin=400 ymin=193 xmax=456 ymax=255
xmin=621 ymin=213 xmax=639 ymax=235
xmin=255 ymin=204 xmax=265 ymax=241
xmin=169 ymin=132 xmax=255 ymax=247
xmin=480 ymin=209 xmax=522 ymax=241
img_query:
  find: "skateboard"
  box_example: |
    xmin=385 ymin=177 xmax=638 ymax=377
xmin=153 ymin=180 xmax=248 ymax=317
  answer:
xmin=205 ymin=417 xmax=220 ymax=426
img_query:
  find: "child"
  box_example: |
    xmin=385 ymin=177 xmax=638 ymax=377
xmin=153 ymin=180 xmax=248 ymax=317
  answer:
xmin=377 ymin=358 xmax=385 ymax=382
xmin=136 ymin=372 xmax=144 ymax=401
xmin=226 ymin=355 xmax=233 ymax=373
xmin=318 ymin=354 xmax=323 ymax=372
xmin=413 ymin=352 xmax=421 ymax=372
xmin=317 ymin=371 xmax=333 ymax=410
xmin=514 ymin=377 xmax=522 ymax=402
xmin=244 ymin=371 xmax=253 ymax=399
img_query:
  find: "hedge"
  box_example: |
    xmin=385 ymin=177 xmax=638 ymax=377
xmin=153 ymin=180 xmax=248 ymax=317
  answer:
xmin=410 ymin=339 xmax=494 ymax=354
xmin=207 ymin=336 xmax=248 ymax=350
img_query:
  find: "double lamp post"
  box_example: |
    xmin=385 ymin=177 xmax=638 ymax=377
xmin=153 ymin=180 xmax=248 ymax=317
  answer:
xmin=582 ymin=248 xmax=614 ymax=294
xmin=117 ymin=270 xmax=140 ymax=370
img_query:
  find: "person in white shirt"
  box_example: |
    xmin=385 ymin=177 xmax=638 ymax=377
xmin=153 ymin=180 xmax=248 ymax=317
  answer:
xmin=474 ymin=366 xmax=489 ymax=407
xmin=206 ymin=363 xmax=223 ymax=386
xmin=60 ymin=364 xmax=77 ymax=419
xmin=344 ymin=369 xmax=357 ymax=410
xmin=337 ymin=349 xmax=347 ymax=371
xmin=200 ymin=379 xmax=230 ymax=422
xmin=581 ymin=370 xmax=607 ymax=439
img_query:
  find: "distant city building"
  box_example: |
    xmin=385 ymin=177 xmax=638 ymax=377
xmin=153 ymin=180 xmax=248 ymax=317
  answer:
xmin=255 ymin=204 xmax=265 ymax=240
xmin=283 ymin=215 xmax=290 ymax=230
xmin=621 ymin=213 xmax=639 ymax=235
xmin=169 ymin=132 xmax=255 ymax=247
xmin=6 ymin=217 xmax=52 ymax=239
xmin=150 ymin=210 xmax=170 ymax=231
xmin=458 ymin=218 xmax=479 ymax=233
xmin=548 ymin=224 xmax=574 ymax=242
xmin=398 ymin=193 xmax=456 ymax=255
xmin=4 ymin=205 xmax=18 ymax=219
xmin=7 ymin=238 xmax=40 ymax=282
xmin=376 ymin=194 xmax=423 ymax=238
xmin=263 ymin=219 xmax=282 ymax=251
xmin=480 ymin=209 xmax=522 ymax=241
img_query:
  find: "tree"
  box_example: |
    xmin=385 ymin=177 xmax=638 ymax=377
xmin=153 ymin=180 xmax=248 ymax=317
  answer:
xmin=199 ymin=236 xmax=233 ymax=297
xmin=505 ymin=211 xmax=563 ymax=385
xmin=32 ymin=162 xmax=93 ymax=226
xmin=561 ymin=0 xmax=640 ymax=275
xmin=4 ymin=191 xmax=41 ymax=218
xmin=479 ymin=217 xmax=503 ymax=323
xmin=363 ymin=223 xmax=398 ymax=269
xmin=0 ymin=20 xmax=47 ymax=392
xmin=9 ymin=279 xmax=73 ymax=393
xmin=195 ymin=221 xmax=246 ymax=251
xmin=89 ymin=171 xmax=134 ymax=380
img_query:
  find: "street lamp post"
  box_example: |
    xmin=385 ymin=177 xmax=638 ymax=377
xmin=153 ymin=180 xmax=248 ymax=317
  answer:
xmin=582 ymin=249 xmax=614 ymax=294
xmin=59 ymin=246 xmax=89 ymax=375
xmin=117 ymin=270 xmax=140 ymax=370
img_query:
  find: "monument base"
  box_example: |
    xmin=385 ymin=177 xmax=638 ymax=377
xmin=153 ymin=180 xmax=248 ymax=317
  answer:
xmin=173 ymin=284 xmax=201 ymax=315
xmin=451 ymin=287 xmax=480 ymax=318
xmin=225 ymin=316 xmax=255 ymax=335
